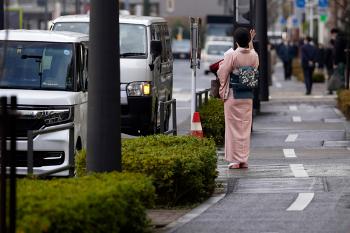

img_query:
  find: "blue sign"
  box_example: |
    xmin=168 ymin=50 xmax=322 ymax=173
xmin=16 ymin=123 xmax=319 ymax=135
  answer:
xmin=296 ymin=0 xmax=305 ymax=8
xmin=280 ymin=17 xmax=287 ymax=25
xmin=319 ymin=0 xmax=328 ymax=8
xmin=292 ymin=17 xmax=299 ymax=27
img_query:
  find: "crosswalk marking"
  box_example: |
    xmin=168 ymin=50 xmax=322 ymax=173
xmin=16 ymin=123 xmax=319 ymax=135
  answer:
xmin=287 ymin=193 xmax=315 ymax=211
xmin=290 ymin=164 xmax=308 ymax=178
xmin=283 ymin=149 xmax=297 ymax=158
xmin=285 ymin=134 xmax=298 ymax=142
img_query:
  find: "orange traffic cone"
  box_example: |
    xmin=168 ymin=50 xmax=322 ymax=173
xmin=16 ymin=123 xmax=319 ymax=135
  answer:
xmin=191 ymin=112 xmax=203 ymax=138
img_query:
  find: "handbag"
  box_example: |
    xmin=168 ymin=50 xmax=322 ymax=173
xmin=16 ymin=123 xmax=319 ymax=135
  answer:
xmin=210 ymin=78 xmax=220 ymax=98
xmin=327 ymin=72 xmax=344 ymax=91
xmin=237 ymin=66 xmax=259 ymax=88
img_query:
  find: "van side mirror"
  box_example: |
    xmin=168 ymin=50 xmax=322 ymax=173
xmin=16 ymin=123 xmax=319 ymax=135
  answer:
xmin=151 ymin=40 xmax=162 ymax=57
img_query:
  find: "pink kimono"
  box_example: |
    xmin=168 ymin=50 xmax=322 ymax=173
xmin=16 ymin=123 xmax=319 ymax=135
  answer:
xmin=217 ymin=47 xmax=259 ymax=164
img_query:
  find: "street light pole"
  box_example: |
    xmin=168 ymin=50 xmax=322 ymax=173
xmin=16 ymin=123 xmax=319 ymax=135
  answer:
xmin=0 ymin=0 xmax=4 ymax=30
xmin=256 ymin=0 xmax=269 ymax=101
xmin=87 ymin=0 xmax=121 ymax=172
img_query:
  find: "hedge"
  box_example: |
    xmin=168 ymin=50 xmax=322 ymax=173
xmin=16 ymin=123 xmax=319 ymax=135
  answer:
xmin=76 ymin=135 xmax=217 ymax=206
xmin=17 ymin=172 xmax=155 ymax=233
xmin=337 ymin=89 xmax=350 ymax=119
xmin=198 ymin=98 xmax=225 ymax=145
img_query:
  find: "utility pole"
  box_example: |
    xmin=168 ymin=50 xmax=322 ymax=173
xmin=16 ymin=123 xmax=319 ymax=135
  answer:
xmin=87 ymin=0 xmax=121 ymax=172
xmin=0 ymin=0 xmax=4 ymax=30
xmin=76 ymin=0 xmax=80 ymax=14
xmin=256 ymin=0 xmax=269 ymax=102
xmin=309 ymin=0 xmax=314 ymax=37
xmin=143 ymin=0 xmax=150 ymax=16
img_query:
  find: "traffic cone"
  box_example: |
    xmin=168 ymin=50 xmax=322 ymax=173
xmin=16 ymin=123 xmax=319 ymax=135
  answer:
xmin=191 ymin=112 xmax=203 ymax=138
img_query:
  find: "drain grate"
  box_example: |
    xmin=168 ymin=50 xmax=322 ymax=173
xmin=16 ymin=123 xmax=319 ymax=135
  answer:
xmin=227 ymin=177 xmax=326 ymax=194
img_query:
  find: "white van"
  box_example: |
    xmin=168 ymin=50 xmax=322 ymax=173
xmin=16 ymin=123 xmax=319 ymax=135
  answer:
xmin=51 ymin=15 xmax=173 ymax=135
xmin=0 ymin=30 xmax=89 ymax=176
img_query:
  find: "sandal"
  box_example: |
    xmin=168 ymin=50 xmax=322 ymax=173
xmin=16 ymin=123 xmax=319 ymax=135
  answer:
xmin=228 ymin=163 xmax=240 ymax=169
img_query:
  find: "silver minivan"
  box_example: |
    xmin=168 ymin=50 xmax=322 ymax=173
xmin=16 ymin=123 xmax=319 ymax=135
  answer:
xmin=51 ymin=15 xmax=173 ymax=135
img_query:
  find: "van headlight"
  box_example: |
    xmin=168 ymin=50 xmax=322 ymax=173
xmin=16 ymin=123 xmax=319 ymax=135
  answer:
xmin=127 ymin=82 xmax=151 ymax=96
xmin=36 ymin=108 xmax=73 ymax=126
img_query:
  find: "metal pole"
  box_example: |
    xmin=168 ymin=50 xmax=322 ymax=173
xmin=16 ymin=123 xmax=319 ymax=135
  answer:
xmin=44 ymin=0 xmax=49 ymax=30
xmin=190 ymin=18 xmax=198 ymax=118
xmin=160 ymin=102 xmax=165 ymax=134
xmin=76 ymin=0 xmax=80 ymax=14
xmin=346 ymin=48 xmax=350 ymax=90
xmin=256 ymin=0 xmax=269 ymax=101
xmin=172 ymin=100 xmax=177 ymax=136
xmin=87 ymin=0 xmax=121 ymax=172
xmin=0 ymin=0 xmax=4 ymax=30
xmin=9 ymin=96 xmax=16 ymax=233
xmin=0 ymin=97 xmax=7 ymax=233
xmin=27 ymin=131 xmax=33 ymax=175
xmin=309 ymin=0 xmax=313 ymax=38
xmin=143 ymin=0 xmax=150 ymax=16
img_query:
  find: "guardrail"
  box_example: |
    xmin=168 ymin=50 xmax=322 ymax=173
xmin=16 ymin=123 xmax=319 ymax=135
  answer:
xmin=27 ymin=122 xmax=75 ymax=178
xmin=159 ymin=99 xmax=177 ymax=135
xmin=196 ymin=88 xmax=210 ymax=111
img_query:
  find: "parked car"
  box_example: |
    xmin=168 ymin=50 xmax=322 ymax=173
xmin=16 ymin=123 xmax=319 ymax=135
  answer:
xmin=51 ymin=15 xmax=173 ymax=135
xmin=202 ymin=40 xmax=232 ymax=75
xmin=0 ymin=30 xmax=89 ymax=176
xmin=172 ymin=39 xmax=191 ymax=59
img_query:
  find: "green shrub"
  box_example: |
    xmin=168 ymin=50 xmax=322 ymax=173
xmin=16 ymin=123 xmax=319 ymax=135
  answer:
xmin=76 ymin=136 xmax=217 ymax=206
xmin=17 ymin=172 xmax=155 ymax=233
xmin=337 ymin=89 xmax=350 ymax=119
xmin=198 ymin=98 xmax=225 ymax=145
xmin=312 ymin=71 xmax=325 ymax=83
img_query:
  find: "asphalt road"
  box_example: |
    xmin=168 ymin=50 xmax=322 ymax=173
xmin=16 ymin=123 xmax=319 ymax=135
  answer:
xmin=170 ymin=63 xmax=350 ymax=233
xmin=173 ymin=59 xmax=213 ymax=135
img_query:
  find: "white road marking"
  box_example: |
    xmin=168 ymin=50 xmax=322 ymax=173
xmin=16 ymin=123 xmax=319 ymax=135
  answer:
xmin=275 ymin=82 xmax=282 ymax=88
xmin=292 ymin=116 xmax=302 ymax=122
xmin=333 ymin=108 xmax=343 ymax=117
xmin=285 ymin=134 xmax=298 ymax=142
xmin=289 ymin=105 xmax=298 ymax=111
xmin=286 ymin=193 xmax=315 ymax=211
xmin=347 ymin=147 xmax=350 ymax=151
xmin=290 ymin=164 xmax=309 ymax=178
xmin=283 ymin=149 xmax=297 ymax=158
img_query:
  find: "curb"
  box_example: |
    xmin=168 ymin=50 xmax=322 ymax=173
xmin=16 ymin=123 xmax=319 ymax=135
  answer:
xmin=163 ymin=193 xmax=226 ymax=233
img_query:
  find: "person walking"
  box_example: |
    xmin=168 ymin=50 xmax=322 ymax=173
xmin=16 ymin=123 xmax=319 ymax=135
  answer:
xmin=217 ymin=27 xmax=259 ymax=169
xmin=331 ymin=28 xmax=347 ymax=87
xmin=277 ymin=39 xmax=294 ymax=80
xmin=301 ymin=37 xmax=317 ymax=95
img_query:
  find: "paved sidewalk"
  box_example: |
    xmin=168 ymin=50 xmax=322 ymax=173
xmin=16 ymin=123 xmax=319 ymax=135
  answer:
xmin=163 ymin=63 xmax=350 ymax=233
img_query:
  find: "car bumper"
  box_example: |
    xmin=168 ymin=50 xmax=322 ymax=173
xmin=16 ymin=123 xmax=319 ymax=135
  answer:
xmin=9 ymin=129 xmax=70 ymax=176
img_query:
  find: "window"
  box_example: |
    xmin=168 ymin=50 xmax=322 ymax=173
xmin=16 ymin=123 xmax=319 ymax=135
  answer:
xmin=0 ymin=41 xmax=74 ymax=91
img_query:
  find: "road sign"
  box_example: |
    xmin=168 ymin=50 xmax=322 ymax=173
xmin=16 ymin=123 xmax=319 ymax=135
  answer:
xmin=320 ymin=14 xmax=327 ymax=22
xmin=292 ymin=17 xmax=299 ymax=27
xmin=296 ymin=0 xmax=305 ymax=8
xmin=318 ymin=0 xmax=328 ymax=8
xmin=279 ymin=16 xmax=287 ymax=25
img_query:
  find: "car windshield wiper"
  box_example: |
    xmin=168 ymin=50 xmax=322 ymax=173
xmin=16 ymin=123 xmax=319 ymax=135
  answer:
xmin=120 ymin=52 xmax=145 ymax=57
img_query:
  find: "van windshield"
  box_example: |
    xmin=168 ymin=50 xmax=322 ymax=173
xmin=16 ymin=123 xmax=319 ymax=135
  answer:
xmin=52 ymin=22 xmax=147 ymax=57
xmin=52 ymin=22 xmax=89 ymax=34
xmin=0 ymin=41 xmax=74 ymax=91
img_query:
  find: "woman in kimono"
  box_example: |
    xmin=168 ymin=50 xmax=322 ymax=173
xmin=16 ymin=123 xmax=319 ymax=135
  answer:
xmin=217 ymin=27 xmax=259 ymax=169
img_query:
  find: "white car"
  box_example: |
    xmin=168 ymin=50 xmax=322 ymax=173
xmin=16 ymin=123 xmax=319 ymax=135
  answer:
xmin=0 ymin=30 xmax=89 ymax=176
xmin=51 ymin=15 xmax=173 ymax=135
xmin=201 ymin=40 xmax=233 ymax=75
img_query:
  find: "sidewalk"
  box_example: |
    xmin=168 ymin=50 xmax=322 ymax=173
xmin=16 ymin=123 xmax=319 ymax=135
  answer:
xmin=149 ymin=62 xmax=350 ymax=233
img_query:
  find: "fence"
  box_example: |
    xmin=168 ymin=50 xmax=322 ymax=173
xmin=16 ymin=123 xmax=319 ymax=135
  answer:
xmin=0 ymin=96 xmax=17 ymax=233
xmin=196 ymin=88 xmax=210 ymax=111
xmin=27 ymin=122 xmax=75 ymax=178
xmin=159 ymin=99 xmax=177 ymax=135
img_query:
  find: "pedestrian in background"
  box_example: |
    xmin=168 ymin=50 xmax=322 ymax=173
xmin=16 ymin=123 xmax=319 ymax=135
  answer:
xmin=217 ymin=27 xmax=259 ymax=169
xmin=277 ymin=39 xmax=294 ymax=80
xmin=301 ymin=36 xmax=317 ymax=95
xmin=325 ymin=39 xmax=335 ymax=94
xmin=331 ymin=28 xmax=347 ymax=86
